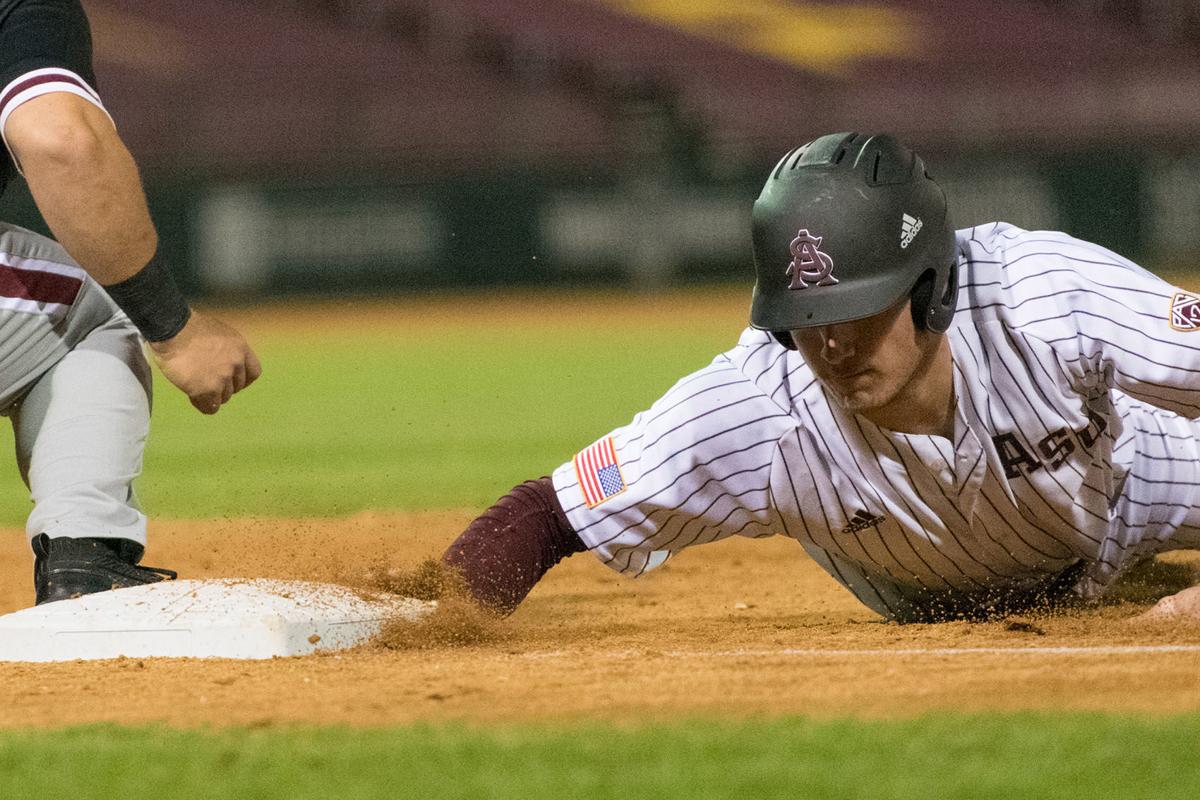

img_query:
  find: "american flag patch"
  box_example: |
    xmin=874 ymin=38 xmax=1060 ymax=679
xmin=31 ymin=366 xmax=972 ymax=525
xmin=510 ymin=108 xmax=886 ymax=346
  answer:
xmin=573 ymin=436 xmax=627 ymax=508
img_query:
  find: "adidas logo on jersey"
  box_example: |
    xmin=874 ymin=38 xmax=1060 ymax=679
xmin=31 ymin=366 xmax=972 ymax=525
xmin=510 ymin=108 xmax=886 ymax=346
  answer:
xmin=840 ymin=509 xmax=886 ymax=534
xmin=900 ymin=213 xmax=923 ymax=249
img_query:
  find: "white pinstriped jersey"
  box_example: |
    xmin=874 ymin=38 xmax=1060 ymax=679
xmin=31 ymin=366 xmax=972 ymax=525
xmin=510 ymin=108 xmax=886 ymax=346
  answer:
xmin=552 ymin=223 xmax=1200 ymax=621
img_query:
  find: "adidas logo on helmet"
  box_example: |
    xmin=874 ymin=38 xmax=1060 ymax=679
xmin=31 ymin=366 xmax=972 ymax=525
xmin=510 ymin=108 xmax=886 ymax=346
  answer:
xmin=900 ymin=213 xmax=923 ymax=249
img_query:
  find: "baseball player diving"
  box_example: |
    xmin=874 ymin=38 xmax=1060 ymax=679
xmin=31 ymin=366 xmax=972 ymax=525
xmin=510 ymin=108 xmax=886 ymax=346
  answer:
xmin=443 ymin=131 xmax=1200 ymax=623
xmin=1 ymin=0 xmax=260 ymax=604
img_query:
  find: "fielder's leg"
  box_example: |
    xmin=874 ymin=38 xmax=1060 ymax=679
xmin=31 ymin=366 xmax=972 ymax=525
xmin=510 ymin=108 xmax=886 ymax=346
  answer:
xmin=9 ymin=315 xmax=174 ymax=604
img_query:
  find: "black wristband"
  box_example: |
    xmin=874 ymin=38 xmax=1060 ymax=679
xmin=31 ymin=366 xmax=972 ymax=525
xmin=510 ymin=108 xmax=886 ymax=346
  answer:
xmin=103 ymin=249 xmax=192 ymax=342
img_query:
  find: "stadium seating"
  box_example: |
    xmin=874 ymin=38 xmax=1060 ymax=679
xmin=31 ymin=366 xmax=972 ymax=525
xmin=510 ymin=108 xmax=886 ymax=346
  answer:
xmin=85 ymin=0 xmax=1200 ymax=177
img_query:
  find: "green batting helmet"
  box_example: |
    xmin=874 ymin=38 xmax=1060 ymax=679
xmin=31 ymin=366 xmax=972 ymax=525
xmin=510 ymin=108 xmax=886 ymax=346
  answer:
xmin=749 ymin=132 xmax=958 ymax=346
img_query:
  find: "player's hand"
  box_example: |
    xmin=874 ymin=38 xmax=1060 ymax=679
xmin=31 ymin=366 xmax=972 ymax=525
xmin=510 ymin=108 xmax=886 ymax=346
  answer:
xmin=148 ymin=311 xmax=262 ymax=414
xmin=1135 ymin=585 xmax=1200 ymax=621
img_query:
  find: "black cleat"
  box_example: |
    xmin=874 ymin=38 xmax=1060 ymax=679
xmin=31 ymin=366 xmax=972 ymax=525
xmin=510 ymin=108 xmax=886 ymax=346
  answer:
xmin=32 ymin=534 xmax=177 ymax=605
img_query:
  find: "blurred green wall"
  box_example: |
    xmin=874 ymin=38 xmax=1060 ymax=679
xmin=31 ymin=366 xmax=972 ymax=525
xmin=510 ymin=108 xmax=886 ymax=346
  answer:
xmin=2 ymin=148 xmax=1197 ymax=296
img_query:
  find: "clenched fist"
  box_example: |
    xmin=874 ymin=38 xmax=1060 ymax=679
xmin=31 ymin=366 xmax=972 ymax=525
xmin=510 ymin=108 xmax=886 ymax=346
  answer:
xmin=148 ymin=312 xmax=262 ymax=414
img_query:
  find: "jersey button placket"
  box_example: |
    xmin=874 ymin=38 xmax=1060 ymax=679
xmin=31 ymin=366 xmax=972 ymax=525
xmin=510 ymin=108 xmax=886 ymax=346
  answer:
xmin=954 ymin=429 xmax=987 ymax=519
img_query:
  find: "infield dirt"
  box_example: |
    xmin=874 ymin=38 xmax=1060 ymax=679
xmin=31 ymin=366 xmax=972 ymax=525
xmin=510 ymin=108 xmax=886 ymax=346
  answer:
xmin=1 ymin=515 xmax=1198 ymax=728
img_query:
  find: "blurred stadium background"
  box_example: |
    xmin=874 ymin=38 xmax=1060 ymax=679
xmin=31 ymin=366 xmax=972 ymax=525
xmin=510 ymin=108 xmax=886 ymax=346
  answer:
xmin=3 ymin=0 xmax=1199 ymax=296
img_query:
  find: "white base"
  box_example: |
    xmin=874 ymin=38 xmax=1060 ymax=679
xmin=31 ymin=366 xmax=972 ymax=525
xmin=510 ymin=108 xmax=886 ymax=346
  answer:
xmin=0 ymin=579 xmax=434 ymax=662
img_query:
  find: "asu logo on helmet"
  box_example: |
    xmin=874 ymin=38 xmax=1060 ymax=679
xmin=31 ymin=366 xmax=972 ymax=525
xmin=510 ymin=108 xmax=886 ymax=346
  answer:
xmin=786 ymin=229 xmax=838 ymax=290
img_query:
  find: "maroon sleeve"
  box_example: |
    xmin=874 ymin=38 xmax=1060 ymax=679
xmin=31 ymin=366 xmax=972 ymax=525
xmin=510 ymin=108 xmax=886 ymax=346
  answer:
xmin=441 ymin=476 xmax=586 ymax=614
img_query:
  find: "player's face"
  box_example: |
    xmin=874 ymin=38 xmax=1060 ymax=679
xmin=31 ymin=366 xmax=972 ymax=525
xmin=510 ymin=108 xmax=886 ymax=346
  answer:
xmin=790 ymin=298 xmax=945 ymax=421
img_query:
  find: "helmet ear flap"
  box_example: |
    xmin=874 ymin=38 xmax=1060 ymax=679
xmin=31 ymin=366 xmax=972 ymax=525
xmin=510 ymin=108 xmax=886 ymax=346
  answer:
xmin=910 ymin=259 xmax=958 ymax=333
xmin=910 ymin=271 xmax=935 ymax=331
xmin=771 ymin=331 xmax=797 ymax=350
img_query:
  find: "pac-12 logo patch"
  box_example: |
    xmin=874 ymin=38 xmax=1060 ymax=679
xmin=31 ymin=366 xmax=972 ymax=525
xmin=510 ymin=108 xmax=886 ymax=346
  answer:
xmin=573 ymin=436 xmax=627 ymax=508
xmin=1169 ymin=291 xmax=1200 ymax=331
xmin=786 ymin=229 xmax=838 ymax=290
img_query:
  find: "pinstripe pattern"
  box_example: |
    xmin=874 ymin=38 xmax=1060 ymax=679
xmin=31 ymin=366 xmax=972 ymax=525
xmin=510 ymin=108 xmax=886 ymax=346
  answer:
xmin=552 ymin=223 xmax=1200 ymax=620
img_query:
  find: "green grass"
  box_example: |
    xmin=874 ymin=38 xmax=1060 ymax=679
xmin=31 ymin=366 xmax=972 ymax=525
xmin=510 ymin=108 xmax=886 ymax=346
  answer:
xmin=0 ymin=714 xmax=1196 ymax=799
xmin=0 ymin=317 xmax=737 ymax=524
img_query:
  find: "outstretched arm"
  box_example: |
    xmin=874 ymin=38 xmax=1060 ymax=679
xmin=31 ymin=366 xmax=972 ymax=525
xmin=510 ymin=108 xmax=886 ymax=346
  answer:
xmin=443 ymin=337 xmax=792 ymax=613
xmin=442 ymin=477 xmax=586 ymax=614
